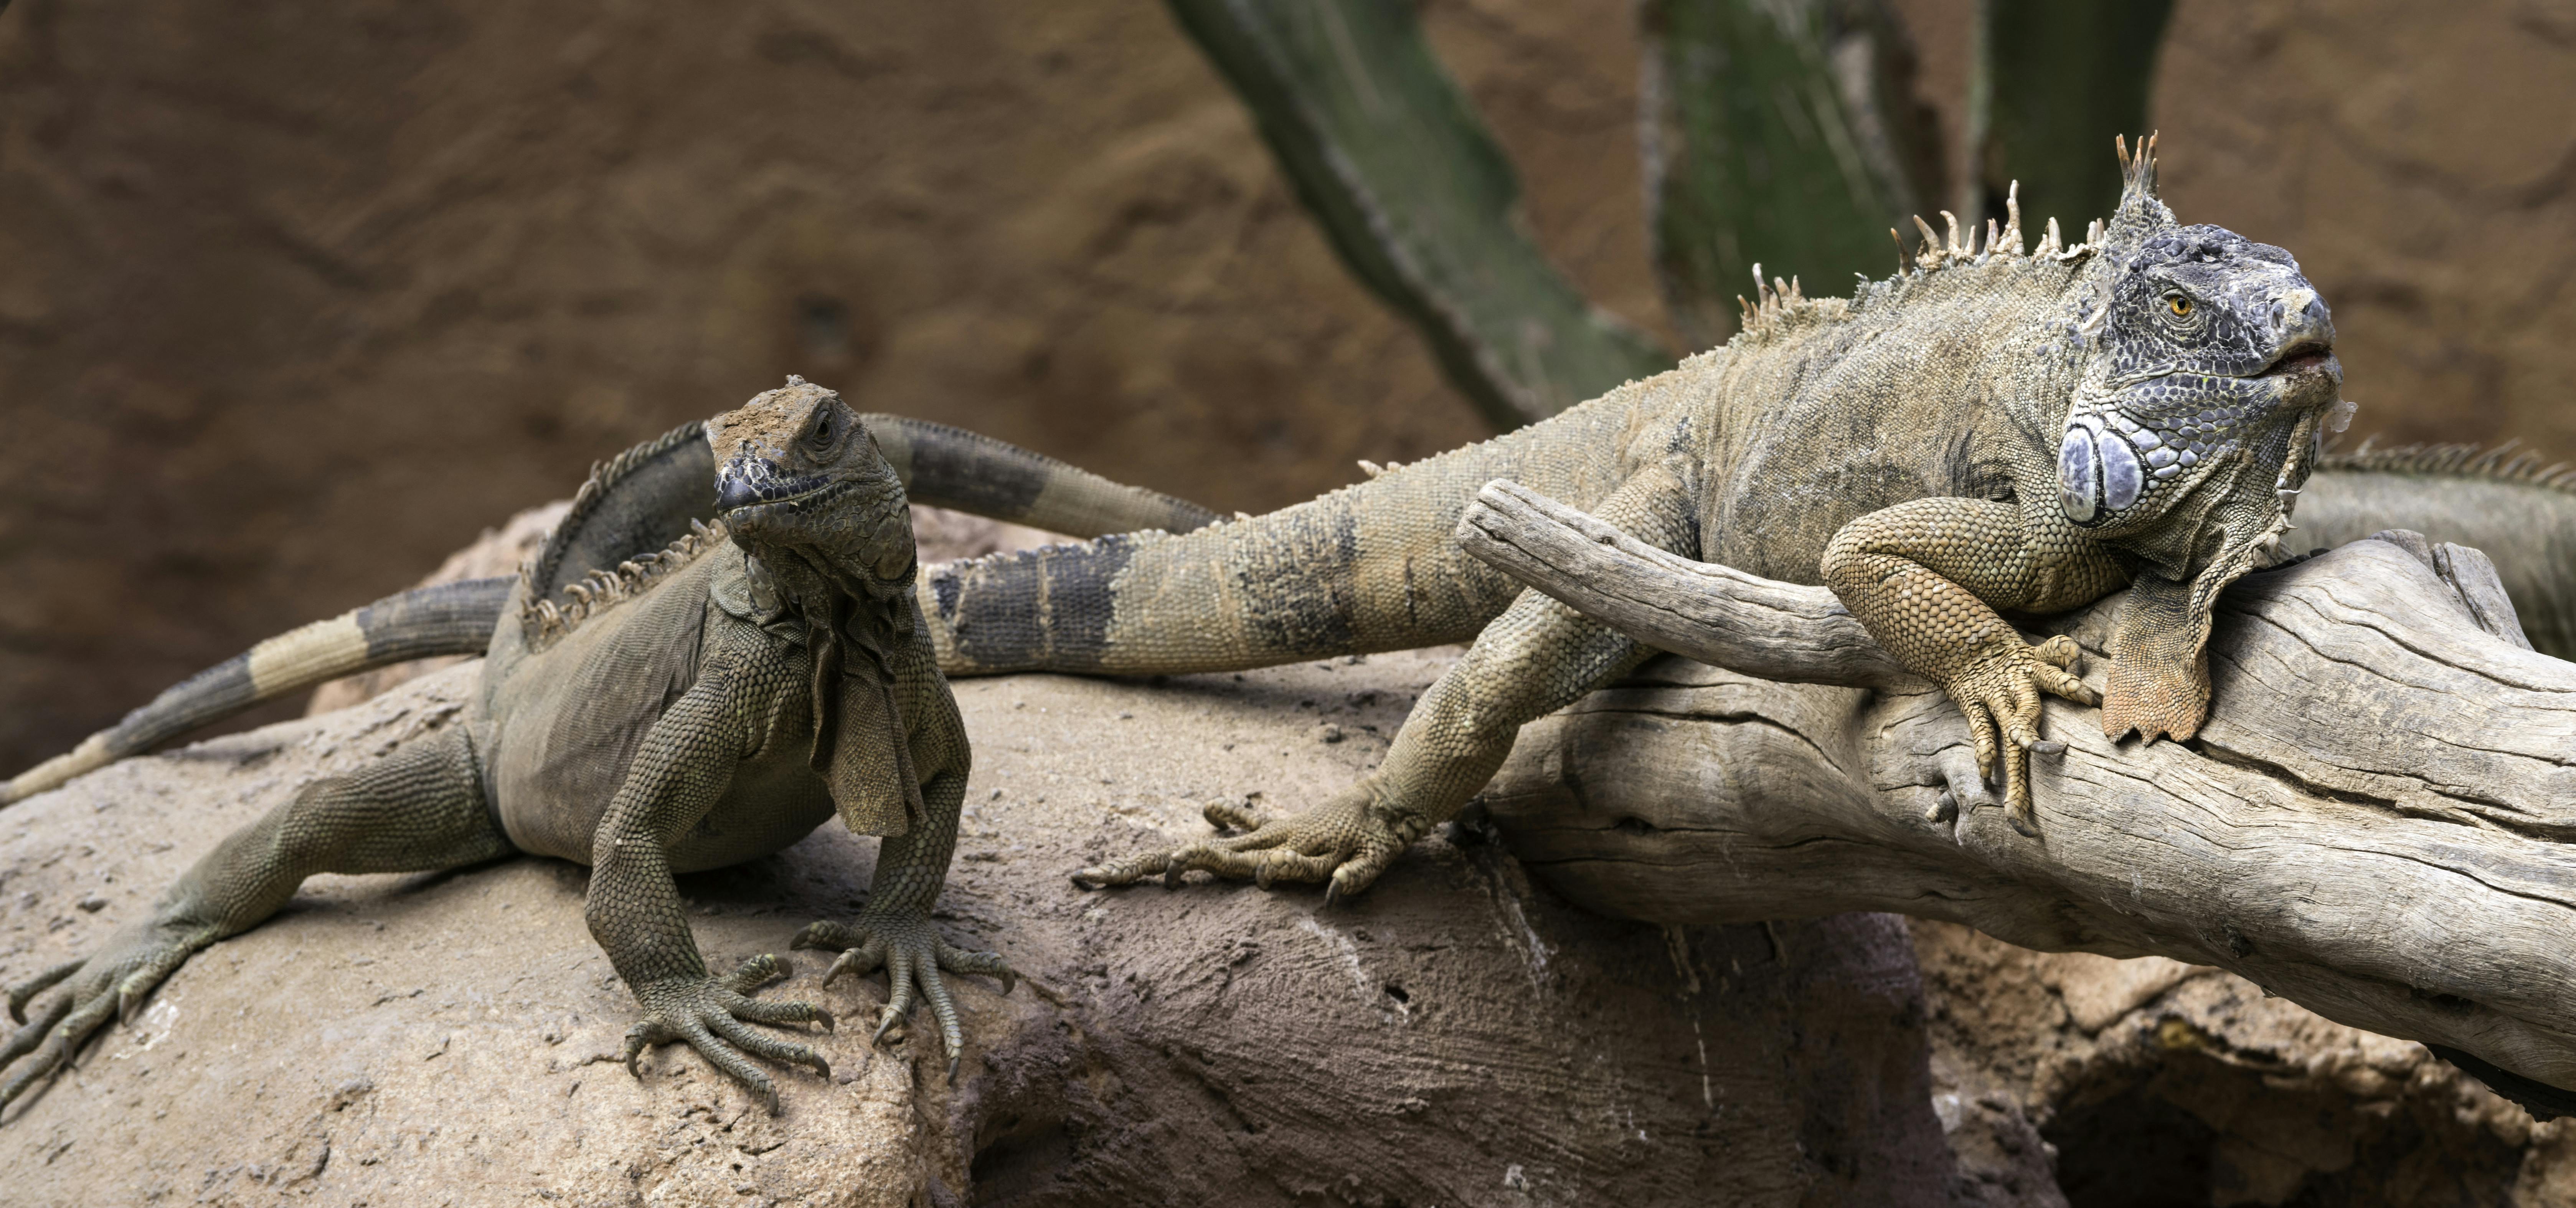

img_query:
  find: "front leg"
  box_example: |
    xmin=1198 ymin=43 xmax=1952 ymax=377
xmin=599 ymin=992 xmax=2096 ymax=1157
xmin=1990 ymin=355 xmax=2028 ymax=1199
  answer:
xmin=792 ymin=678 xmax=1012 ymax=1083
xmin=589 ymin=669 xmax=832 ymax=1113
xmin=1076 ymin=462 xmax=1699 ymax=899
xmin=1821 ymin=497 xmax=2125 ymax=833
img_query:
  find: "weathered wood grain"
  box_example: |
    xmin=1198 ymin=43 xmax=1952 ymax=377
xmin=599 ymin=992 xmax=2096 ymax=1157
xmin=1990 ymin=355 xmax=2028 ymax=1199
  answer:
xmin=1462 ymin=479 xmax=2576 ymax=1102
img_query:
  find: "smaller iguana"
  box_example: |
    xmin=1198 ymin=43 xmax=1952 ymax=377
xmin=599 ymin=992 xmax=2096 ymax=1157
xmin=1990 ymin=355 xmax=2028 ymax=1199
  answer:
xmin=0 ymin=379 xmax=1213 ymax=1116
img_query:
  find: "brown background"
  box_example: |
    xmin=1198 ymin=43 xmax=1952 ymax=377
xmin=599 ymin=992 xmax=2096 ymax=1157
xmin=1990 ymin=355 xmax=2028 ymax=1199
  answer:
xmin=0 ymin=0 xmax=2568 ymax=770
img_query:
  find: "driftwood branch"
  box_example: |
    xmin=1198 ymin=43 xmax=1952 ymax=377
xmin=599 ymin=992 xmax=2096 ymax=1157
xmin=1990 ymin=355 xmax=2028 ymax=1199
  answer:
xmin=1460 ymin=479 xmax=2576 ymax=1101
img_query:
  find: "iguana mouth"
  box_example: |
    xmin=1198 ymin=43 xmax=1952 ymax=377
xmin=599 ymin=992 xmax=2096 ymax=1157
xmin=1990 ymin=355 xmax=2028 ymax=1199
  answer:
xmin=720 ymin=475 xmax=848 ymax=519
xmin=715 ymin=456 xmax=837 ymax=514
xmin=2259 ymin=345 xmax=2335 ymax=378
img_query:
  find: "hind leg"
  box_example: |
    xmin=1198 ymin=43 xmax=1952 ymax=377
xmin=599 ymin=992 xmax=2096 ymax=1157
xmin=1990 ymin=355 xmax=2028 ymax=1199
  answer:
xmin=0 ymin=726 xmax=506 ymax=1114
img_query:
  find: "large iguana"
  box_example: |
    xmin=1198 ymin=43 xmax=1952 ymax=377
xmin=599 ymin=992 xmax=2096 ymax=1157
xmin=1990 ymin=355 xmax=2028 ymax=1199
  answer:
xmin=914 ymin=137 xmax=2355 ymax=884
xmin=0 ymin=378 xmax=1218 ymax=1115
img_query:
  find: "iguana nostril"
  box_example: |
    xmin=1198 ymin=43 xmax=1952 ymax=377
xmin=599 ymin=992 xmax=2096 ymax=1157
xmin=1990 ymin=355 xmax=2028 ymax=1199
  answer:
xmin=2270 ymin=287 xmax=2333 ymax=350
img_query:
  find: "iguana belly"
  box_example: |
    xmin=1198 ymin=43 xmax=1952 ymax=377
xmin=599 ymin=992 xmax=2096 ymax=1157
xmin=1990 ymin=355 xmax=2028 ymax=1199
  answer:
xmin=479 ymin=559 xmax=838 ymax=873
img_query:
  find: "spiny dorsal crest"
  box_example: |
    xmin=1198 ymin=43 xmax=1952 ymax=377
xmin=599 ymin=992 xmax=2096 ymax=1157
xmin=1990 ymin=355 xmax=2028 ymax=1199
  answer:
xmin=1729 ymin=135 xmax=2170 ymax=347
xmin=521 ymin=419 xmax=709 ymax=600
xmin=2322 ymin=438 xmax=2576 ymax=494
xmin=518 ymin=518 xmax=728 ymax=650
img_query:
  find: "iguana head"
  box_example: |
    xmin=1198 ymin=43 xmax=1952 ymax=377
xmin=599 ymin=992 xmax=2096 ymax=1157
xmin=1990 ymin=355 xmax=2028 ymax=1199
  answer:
xmin=2057 ymin=138 xmax=2344 ymax=551
xmin=708 ymin=376 xmax=918 ymax=616
xmin=2055 ymin=138 xmax=2356 ymax=742
xmin=708 ymin=376 xmax=929 ymax=836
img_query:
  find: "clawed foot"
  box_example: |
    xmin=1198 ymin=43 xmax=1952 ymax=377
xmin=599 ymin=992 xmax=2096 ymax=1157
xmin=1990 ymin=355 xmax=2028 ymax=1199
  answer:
xmin=0 ymin=920 xmax=211 ymax=1117
xmin=1070 ymin=786 xmax=1417 ymax=901
xmin=1941 ymin=634 xmax=2097 ymax=836
xmin=624 ymin=954 xmax=833 ymax=1114
xmin=790 ymin=911 xmax=1012 ymax=1083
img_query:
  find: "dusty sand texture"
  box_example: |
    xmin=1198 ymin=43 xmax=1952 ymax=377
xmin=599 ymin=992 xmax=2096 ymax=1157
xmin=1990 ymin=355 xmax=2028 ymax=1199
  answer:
xmin=0 ymin=651 xmax=1967 ymax=1206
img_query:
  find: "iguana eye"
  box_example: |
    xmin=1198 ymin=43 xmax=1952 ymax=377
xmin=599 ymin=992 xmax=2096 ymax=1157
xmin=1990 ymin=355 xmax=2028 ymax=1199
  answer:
xmin=2167 ymin=294 xmax=2193 ymax=317
xmin=806 ymin=409 xmax=836 ymax=448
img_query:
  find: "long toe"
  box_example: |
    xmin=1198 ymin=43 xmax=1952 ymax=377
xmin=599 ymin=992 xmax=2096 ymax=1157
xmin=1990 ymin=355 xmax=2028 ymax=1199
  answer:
xmin=7 ymin=961 xmax=80 ymax=1025
xmin=1073 ymin=850 xmax=1173 ymax=889
xmin=704 ymin=1013 xmax=829 ymax=1078
xmin=918 ymin=965 xmax=964 ymax=1071
xmin=792 ymin=921 xmax=863 ymax=952
xmin=723 ymin=989 xmax=832 ymax=1030
xmin=932 ymin=941 xmax=1015 ymax=994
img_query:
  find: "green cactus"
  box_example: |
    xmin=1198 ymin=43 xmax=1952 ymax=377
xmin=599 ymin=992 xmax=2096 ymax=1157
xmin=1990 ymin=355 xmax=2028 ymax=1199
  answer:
xmin=1961 ymin=0 xmax=2175 ymax=237
xmin=1640 ymin=0 xmax=1944 ymax=349
xmin=1173 ymin=0 xmax=2169 ymax=426
xmin=1165 ymin=0 xmax=1674 ymax=430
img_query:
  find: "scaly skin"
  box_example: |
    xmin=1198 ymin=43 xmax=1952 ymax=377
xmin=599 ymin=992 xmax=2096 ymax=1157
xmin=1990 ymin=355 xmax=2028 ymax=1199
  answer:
xmin=2 ymin=379 xmax=1012 ymax=1118
xmin=0 ymin=411 xmax=1217 ymax=812
xmin=926 ymin=137 xmax=2348 ymax=891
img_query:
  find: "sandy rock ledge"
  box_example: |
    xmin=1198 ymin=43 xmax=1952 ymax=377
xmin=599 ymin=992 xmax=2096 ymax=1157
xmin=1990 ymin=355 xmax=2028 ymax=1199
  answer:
xmin=2 ymin=649 xmax=1962 ymax=1206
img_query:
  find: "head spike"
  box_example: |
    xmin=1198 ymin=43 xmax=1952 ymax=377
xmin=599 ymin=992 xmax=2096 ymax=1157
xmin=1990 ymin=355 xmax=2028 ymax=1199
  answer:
xmin=2040 ymin=215 xmax=2063 ymax=255
xmin=1911 ymin=215 xmax=1941 ymax=270
xmin=1750 ymin=263 xmax=1768 ymax=307
xmin=2002 ymin=181 xmax=2025 ymax=255
xmin=1891 ymin=228 xmax=1908 ymax=274
xmin=2101 ymin=131 xmax=2171 ymax=249
xmin=1939 ymin=210 xmax=1964 ymax=260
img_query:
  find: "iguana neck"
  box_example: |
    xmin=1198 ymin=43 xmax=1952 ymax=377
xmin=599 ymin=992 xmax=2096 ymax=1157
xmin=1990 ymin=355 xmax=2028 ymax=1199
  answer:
xmin=741 ymin=543 xmax=915 ymax=666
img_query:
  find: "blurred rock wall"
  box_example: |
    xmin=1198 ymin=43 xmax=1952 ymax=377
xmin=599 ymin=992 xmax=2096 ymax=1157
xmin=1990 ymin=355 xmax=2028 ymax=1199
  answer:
xmin=1 ymin=0 xmax=2568 ymax=773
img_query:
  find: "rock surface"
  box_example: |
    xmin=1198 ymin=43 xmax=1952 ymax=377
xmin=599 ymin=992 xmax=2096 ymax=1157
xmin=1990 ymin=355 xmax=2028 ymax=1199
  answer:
xmin=1914 ymin=920 xmax=2576 ymax=1206
xmin=0 ymin=649 xmax=1966 ymax=1206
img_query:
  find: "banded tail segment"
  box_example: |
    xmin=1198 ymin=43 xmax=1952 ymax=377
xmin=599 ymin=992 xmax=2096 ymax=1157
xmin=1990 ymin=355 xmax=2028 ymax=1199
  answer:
xmin=2 ymin=410 xmax=1224 ymax=806
xmin=0 ymin=577 xmax=515 ymax=807
xmin=919 ymin=391 xmax=1662 ymax=678
xmin=863 ymin=415 xmax=1223 ymax=539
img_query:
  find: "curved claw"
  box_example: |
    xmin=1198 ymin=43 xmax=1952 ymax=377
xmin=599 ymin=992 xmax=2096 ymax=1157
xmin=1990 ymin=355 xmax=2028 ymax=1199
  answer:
xmin=1 ymin=924 xmax=210 ymax=1115
xmin=1939 ymin=636 xmax=2097 ymax=838
xmin=822 ymin=939 xmax=886 ymax=989
xmin=804 ymin=909 xmax=1010 ymax=1081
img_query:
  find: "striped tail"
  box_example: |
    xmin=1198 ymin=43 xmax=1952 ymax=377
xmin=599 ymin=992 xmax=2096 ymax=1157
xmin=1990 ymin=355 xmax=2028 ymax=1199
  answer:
xmin=863 ymin=415 xmax=1221 ymax=538
xmin=0 ymin=577 xmax=513 ymax=807
xmin=917 ymin=390 xmax=1660 ymax=678
xmin=1 ymin=413 xmax=1219 ymax=807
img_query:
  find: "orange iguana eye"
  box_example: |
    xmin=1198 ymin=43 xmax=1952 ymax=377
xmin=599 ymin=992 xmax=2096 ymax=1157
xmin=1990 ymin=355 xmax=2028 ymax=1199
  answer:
xmin=2167 ymin=295 xmax=2193 ymax=317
